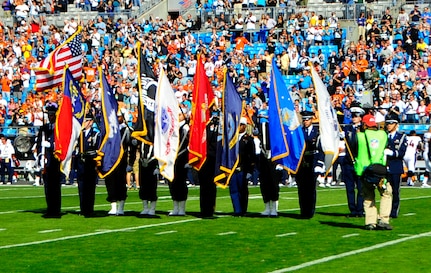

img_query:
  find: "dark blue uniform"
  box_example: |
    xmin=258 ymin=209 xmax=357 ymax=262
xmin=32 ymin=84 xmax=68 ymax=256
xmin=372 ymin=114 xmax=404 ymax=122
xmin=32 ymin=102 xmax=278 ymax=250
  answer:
xmin=296 ymin=125 xmax=324 ymax=219
xmin=386 ymin=131 xmax=407 ymax=218
xmin=343 ymin=124 xmax=364 ymax=217
xmin=76 ymin=126 xmax=100 ymax=217
xmin=169 ymin=122 xmax=189 ymax=202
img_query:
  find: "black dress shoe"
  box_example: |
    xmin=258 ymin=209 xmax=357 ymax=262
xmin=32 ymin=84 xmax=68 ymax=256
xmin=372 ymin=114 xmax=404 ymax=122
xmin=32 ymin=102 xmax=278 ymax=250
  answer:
xmin=42 ymin=213 xmax=62 ymax=219
xmin=364 ymin=224 xmax=376 ymax=230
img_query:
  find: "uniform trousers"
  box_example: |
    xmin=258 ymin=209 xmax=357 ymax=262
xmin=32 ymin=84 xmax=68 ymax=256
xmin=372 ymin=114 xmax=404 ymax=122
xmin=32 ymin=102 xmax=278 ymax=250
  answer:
xmin=296 ymin=155 xmax=317 ymax=218
xmin=169 ymin=154 xmax=188 ymax=201
xmin=259 ymin=155 xmax=280 ymax=203
xmin=342 ymin=163 xmax=364 ymax=216
xmin=43 ymin=157 xmax=61 ymax=216
xmin=229 ymin=171 xmax=248 ymax=215
xmin=138 ymin=159 xmax=158 ymax=201
xmin=388 ymin=173 xmax=402 ymax=218
xmin=199 ymin=156 xmax=217 ymax=217
xmin=77 ymin=157 xmax=98 ymax=215
xmin=105 ymin=158 xmax=127 ymax=202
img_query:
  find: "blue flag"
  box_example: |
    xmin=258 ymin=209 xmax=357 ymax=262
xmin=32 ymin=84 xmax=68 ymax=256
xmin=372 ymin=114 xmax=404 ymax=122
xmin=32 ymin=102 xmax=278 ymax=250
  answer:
xmin=97 ymin=68 xmax=124 ymax=178
xmin=269 ymin=60 xmax=305 ymax=173
xmin=214 ymin=73 xmax=242 ymax=188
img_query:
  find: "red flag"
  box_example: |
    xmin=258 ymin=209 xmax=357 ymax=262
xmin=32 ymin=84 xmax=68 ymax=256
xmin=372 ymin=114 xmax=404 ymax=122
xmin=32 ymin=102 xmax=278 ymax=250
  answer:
xmin=188 ymin=55 xmax=215 ymax=170
xmin=34 ymin=27 xmax=83 ymax=92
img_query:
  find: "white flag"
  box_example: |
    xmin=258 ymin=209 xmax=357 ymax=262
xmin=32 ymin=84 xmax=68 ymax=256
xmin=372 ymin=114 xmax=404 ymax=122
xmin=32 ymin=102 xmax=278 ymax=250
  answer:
xmin=154 ymin=68 xmax=180 ymax=182
xmin=311 ymin=65 xmax=340 ymax=173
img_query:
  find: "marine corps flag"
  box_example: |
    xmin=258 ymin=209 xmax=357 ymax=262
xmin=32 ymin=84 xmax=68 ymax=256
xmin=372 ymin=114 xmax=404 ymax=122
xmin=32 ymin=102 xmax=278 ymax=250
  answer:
xmin=154 ymin=67 xmax=180 ymax=182
xmin=54 ymin=67 xmax=86 ymax=177
xmin=188 ymin=55 xmax=215 ymax=170
xmin=97 ymin=68 xmax=124 ymax=178
xmin=269 ymin=59 xmax=305 ymax=173
xmin=214 ymin=72 xmax=242 ymax=188
xmin=311 ymin=64 xmax=340 ymax=172
xmin=131 ymin=41 xmax=157 ymax=144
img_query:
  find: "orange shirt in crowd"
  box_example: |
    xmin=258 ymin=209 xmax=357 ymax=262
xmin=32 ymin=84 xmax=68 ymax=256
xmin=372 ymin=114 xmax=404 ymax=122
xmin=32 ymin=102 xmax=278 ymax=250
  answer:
xmin=0 ymin=76 xmax=11 ymax=92
xmin=83 ymin=67 xmax=96 ymax=82
xmin=235 ymin=36 xmax=250 ymax=51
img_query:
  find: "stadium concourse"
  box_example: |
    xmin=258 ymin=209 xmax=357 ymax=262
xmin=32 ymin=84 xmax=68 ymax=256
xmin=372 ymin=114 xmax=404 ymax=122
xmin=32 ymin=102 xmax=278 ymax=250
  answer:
xmin=0 ymin=0 xmax=430 ymax=186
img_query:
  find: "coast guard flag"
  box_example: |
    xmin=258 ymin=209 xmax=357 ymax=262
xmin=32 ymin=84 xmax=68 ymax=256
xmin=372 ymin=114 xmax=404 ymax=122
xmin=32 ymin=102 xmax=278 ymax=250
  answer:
xmin=214 ymin=73 xmax=242 ymax=188
xmin=54 ymin=67 xmax=86 ymax=177
xmin=154 ymin=68 xmax=180 ymax=182
xmin=34 ymin=27 xmax=83 ymax=92
xmin=131 ymin=42 xmax=157 ymax=144
xmin=311 ymin=64 xmax=340 ymax=172
xmin=188 ymin=55 xmax=215 ymax=170
xmin=269 ymin=60 xmax=305 ymax=173
xmin=97 ymin=68 xmax=124 ymax=178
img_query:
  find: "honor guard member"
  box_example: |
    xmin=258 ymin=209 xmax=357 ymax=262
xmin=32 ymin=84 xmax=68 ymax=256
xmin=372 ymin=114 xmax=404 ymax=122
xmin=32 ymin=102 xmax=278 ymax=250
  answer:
xmin=384 ymin=113 xmax=407 ymax=218
xmin=168 ymin=111 xmax=190 ymax=216
xmin=76 ymin=112 xmax=100 ymax=217
xmin=354 ymin=114 xmax=391 ymax=230
xmin=403 ymin=130 xmax=422 ymax=186
xmin=342 ymin=105 xmax=365 ymax=217
xmin=296 ymin=111 xmax=324 ymax=219
xmin=230 ymin=117 xmax=255 ymax=216
xmin=199 ymin=115 xmax=219 ymax=218
xmin=105 ymin=113 xmax=132 ymax=216
xmin=39 ymin=105 xmax=62 ymax=218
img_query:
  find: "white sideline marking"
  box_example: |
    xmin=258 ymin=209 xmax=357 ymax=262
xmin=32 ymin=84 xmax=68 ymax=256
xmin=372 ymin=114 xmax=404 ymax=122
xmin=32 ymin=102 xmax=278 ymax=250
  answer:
xmin=0 ymin=228 xmax=6 ymax=231
xmin=269 ymin=231 xmax=431 ymax=273
xmin=38 ymin=229 xmax=62 ymax=234
xmin=276 ymin=232 xmax=297 ymax=237
xmin=403 ymin=213 xmax=416 ymax=216
xmin=0 ymin=218 xmax=201 ymax=250
xmin=342 ymin=233 xmax=359 ymax=238
xmin=217 ymin=231 xmax=237 ymax=236
xmin=155 ymin=230 xmax=177 ymax=235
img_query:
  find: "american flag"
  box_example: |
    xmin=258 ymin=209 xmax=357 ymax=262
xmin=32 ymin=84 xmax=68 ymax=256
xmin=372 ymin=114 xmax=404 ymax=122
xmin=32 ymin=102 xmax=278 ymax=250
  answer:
xmin=34 ymin=28 xmax=83 ymax=92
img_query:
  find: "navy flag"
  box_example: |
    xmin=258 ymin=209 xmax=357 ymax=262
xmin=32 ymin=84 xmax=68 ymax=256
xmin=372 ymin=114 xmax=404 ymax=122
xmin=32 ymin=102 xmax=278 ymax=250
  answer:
xmin=269 ymin=59 xmax=305 ymax=173
xmin=131 ymin=41 xmax=157 ymax=144
xmin=214 ymin=72 xmax=242 ymax=188
xmin=96 ymin=68 xmax=124 ymax=178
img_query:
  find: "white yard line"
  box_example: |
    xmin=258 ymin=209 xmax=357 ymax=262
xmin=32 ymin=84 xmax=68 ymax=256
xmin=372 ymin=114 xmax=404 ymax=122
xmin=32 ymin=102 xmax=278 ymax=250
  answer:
xmin=341 ymin=233 xmax=359 ymax=238
xmin=217 ymin=231 xmax=237 ymax=236
xmin=0 ymin=218 xmax=201 ymax=250
xmin=38 ymin=229 xmax=62 ymax=234
xmin=276 ymin=232 xmax=297 ymax=237
xmin=155 ymin=230 xmax=177 ymax=235
xmin=269 ymin=231 xmax=431 ymax=273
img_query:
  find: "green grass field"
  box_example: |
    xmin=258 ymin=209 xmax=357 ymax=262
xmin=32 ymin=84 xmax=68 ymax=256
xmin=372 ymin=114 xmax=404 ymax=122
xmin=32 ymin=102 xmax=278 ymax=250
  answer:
xmin=0 ymin=184 xmax=430 ymax=273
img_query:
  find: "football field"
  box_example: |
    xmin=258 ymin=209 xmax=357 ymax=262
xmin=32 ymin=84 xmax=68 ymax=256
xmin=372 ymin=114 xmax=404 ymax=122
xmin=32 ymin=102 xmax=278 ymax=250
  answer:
xmin=0 ymin=184 xmax=430 ymax=272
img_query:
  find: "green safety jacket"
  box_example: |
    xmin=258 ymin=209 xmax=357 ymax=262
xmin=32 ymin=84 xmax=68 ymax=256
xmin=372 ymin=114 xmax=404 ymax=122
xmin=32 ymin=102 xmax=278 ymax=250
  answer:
xmin=354 ymin=129 xmax=388 ymax=176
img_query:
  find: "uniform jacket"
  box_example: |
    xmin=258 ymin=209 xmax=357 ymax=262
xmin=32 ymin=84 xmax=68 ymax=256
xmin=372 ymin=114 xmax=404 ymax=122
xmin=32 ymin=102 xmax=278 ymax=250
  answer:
xmin=386 ymin=131 xmax=407 ymax=175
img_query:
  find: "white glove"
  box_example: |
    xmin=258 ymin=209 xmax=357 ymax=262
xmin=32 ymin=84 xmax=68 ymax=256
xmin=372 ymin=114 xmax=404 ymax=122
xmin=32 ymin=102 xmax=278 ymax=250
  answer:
xmin=339 ymin=131 xmax=345 ymax=138
xmin=384 ymin=149 xmax=394 ymax=156
xmin=314 ymin=166 xmax=325 ymax=174
xmin=41 ymin=141 xmax=51 ymax=148
xmin=316 ymin=175 xmax=325 ymax=184
xmin=246 ymin=173 xmax=252 ymax=180
xmin=275 ymin=164 xmax=284 ymax=171
xmin=184 ymin=163 xmax=192 ymax=169
xmin=153 ymin=168 xmax=160 ymax=175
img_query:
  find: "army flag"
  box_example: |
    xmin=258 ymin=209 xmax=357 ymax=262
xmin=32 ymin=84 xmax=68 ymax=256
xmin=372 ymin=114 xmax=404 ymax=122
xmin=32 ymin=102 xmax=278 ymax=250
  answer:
xmin=154 ymin=68 xmax=180 ymax=182
xmin=131 ymin=42 xmax=157 ymax=144
xmin=97 ymin=68 xmax=124 ymax=178
xmin=188 ymin=55 xmax=215 ymax=170
xmin=214 ymin=73 xmax=242 ymax=188
xmin=269 ymin=60 xmax=305 ymax=173
xmin=311 ymin=64 xmax=340 ymax=172
xmin=54 ymin=67 xmax=86 ymax=177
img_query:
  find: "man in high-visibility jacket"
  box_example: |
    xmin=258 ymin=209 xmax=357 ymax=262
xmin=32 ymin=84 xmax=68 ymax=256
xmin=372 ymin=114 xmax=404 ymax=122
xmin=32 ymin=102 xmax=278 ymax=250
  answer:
xmin=354 ymin=114 xmax=392 ymax=230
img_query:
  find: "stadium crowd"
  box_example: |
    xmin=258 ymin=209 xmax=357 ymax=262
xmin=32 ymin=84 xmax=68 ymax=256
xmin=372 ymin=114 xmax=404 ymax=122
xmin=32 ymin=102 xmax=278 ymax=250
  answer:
xmin=0 ymin=1 xmax=431 ymax=183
